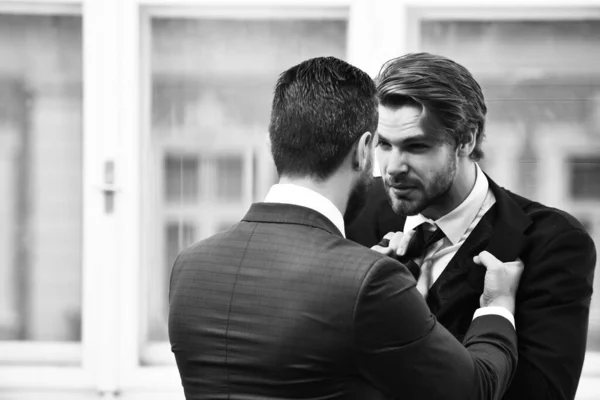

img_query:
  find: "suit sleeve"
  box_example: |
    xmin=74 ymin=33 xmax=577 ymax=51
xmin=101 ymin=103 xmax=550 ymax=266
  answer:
xmin=354 ymin=258 xmax=518 ymax=400
xmin=503 ymin=228 xmax=596 ymax=400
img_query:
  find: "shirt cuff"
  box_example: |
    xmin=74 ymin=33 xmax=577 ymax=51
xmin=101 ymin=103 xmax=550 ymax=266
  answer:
xmin=473 ymin=307 xmax=515 ymax=329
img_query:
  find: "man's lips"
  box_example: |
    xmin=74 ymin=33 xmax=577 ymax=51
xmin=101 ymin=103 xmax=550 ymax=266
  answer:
xmin=390 ymin=185 xmax=416 ymax=190
xmin=390 ymin=185 xmax=417 ymax=196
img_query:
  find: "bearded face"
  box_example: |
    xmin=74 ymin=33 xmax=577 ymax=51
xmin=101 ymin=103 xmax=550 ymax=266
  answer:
xmin=376 ymin=104 xmax=458 ymax=217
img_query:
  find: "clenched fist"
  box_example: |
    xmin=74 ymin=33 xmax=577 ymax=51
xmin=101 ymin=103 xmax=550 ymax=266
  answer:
xmin=474 ymin=251 xmax=524 ymax=314
xmin=370 ymin=230 xmax=415 ymax=258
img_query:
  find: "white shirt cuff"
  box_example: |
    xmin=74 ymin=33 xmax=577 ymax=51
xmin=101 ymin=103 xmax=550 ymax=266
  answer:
xmin=473 ymin=307 xmax=515 ymax=329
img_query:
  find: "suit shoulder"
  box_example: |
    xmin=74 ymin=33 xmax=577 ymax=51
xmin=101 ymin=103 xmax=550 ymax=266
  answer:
xmin=507 ymin=190 xmax=589 ymax=234
xmin=176 ymin=221 xmax=249 ymax=260
xmin=332 ymin=235 xmax=391 ymax=263
xmin=329 ymin=238 xmax=416 ymax=298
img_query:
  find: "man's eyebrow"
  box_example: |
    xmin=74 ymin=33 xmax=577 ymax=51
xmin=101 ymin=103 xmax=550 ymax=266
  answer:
xmin=377 ymin=131 xmax=432 ymax=144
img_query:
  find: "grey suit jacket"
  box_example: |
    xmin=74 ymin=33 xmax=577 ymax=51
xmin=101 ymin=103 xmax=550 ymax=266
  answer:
xmin=169 ymin=202 xmax=518 ymax=400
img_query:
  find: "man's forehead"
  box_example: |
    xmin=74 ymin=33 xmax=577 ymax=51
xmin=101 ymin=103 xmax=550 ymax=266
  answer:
xmin=377 ymin=110 xmax=425 ymax=139
xmin=377 ymin=104 xmax=448 ymax=143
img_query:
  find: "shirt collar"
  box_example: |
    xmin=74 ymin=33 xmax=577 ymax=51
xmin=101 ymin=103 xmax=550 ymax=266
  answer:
xmin=404 ymin=163 xmax=489 ymax=245
xmin=264 ymin=183 xmax=346 ymax=238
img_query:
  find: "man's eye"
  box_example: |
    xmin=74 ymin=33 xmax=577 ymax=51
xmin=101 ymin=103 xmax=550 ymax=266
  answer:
xmin=376 ymin=140 xmax=391 ymax=148
xmin=410 ymin=144 xmax=430 ymax=151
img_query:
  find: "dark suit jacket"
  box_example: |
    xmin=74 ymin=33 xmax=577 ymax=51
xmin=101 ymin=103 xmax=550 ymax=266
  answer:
xmin=347 ymin=176 xmax=597 ymax=400
xmin=169 ymin=202 xmax=518 ymax=400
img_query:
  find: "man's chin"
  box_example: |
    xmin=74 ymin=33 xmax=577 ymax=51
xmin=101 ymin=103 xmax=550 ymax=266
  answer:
xmin=389 ymin=198 xmax=423 ymax=217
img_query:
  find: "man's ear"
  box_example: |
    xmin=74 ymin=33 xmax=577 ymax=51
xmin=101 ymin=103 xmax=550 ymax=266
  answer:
xmin=354 ymin=131 xmax=373 ymax=171
xmin=458 ymin=128 xmax=477 ymax=157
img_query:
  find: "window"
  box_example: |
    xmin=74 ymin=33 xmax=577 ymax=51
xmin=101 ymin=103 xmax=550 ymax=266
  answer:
xmin=164 ymin=155 xmax=199 ymax=203
xmin=417 ymin=15 xmax=600 ymax=397
xmin=215 ymin=156 xmax=244 ymax=202
xmin=0 ymin=13 xmax=82 ymax=363
xmin=570 ymin=156 xmax=600 ymax=200
xmin=420 ymin=19 xmax=600 ymax=199
xmin=141 ymin=14 xmax=348 ymax=366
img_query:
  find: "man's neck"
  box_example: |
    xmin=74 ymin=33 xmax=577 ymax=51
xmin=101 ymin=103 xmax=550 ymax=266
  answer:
xmin=422 ymin=160 xmax=478 ymax=220
xmin=278 ymin=174 xmax=350 ymax=217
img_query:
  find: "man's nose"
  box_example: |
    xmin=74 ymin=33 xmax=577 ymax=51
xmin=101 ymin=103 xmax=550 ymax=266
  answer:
xmin=386 ymin=150 xmax=410 ymax=178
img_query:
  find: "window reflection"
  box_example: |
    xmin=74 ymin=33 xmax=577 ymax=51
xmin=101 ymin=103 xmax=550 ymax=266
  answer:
xmin=569 ymin=157 xmax=600 ymax=200
xmin=0 ymin=15 xmax=82 ymax=344
xmin=164 ymin=155 xmax=199 ymax=203
xmin=165 ymin=222 xmax=197 ymax=281
xmin=421 ymin=19 xmax=600 ymax=351
xmin=215 ymin=156 xmax=244 ymax=202
xmin=144 ymin=17 xmax=347 ymax=352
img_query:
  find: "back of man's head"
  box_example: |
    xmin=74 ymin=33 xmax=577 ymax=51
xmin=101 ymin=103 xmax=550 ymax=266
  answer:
xmin=269 ymin=57 xmax=378 ymax=180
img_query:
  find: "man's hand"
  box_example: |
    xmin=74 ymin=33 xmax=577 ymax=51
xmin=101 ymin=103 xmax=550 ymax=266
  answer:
xmin=474 ymin=251 xmax=524 ymax=314
xmin=371 ymin=231 xmax=414 ymax=258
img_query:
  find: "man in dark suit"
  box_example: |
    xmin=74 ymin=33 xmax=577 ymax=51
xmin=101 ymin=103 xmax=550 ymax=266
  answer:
xmin=347 ymin=53 xmax=597 ymax=400
xmin=169 ymin=56 xmax=523 ymax=400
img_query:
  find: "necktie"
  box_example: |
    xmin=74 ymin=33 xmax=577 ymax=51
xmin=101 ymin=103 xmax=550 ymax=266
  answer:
xmin=397 ymin=223 xmax=446 ymax=280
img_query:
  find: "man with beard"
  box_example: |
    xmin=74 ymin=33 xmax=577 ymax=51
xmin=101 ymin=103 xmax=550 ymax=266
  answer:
xmin=347 ymin=52 xmax=597 ymax=400
xmin=169 ymin=56 xmax=524 ymax=400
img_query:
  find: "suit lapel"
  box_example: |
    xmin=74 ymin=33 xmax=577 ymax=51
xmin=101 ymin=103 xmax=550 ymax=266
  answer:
xmin=483 ymin=179 xmax=532 ymax=263
xmin=428 ymin=176 xmax=533 ymax=322
xmin=426 ymin=207 xmax=497 ymax=313
xmin=483 ymin=177 xmax=532 ymax=262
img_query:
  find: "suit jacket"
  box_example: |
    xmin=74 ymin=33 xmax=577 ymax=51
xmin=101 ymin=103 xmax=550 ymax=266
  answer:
xmin=169 ymin=202 xmax=518 ymax=400
xmin=347 ymin=176 xmax=597 ymax=400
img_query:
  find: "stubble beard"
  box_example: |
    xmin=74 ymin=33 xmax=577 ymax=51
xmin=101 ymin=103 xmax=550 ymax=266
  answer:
xmin=344 ymin=167 xmax=374 ymax=225
xmin=386 ymin=156 xmax=457 ymax=217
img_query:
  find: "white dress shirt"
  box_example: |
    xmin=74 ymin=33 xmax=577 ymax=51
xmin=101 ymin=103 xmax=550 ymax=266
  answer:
xmin=264 ymin=183 xmax=346 ymax=238
xmin=403 ymin=163 xmax=515 ymax=327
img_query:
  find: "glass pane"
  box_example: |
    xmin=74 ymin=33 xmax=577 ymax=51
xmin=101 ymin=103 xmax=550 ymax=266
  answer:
xmin=164 ymin=154 xmax=199 ymax=203
xmin=158 ymin=221 xmax=197 ymax=335
xmin=214 ymin=155 xmax=244 ymax=201
xmin=165 ymin=222 xmax=197 ymax=273
xmin=569 ymin=156 xmax=600 ymax=200
xmin=0 ymin=15 xmax=82 ymax=344
xmin=421 ymin=20 xmax=600 ymax=352
xmin=143 ymin=16 xmax=347 ymax=361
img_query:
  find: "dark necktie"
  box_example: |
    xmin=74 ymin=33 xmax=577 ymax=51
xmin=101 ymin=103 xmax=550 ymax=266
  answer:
xmin=378 ymin=223 xmax=445 ymax=280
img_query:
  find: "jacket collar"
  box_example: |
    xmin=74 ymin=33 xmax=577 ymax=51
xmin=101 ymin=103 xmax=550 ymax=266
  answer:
xmin=264 ymin=183 xmax=346 ymax=237
xmin=484 ymin=174 xmax=533 ymax=262
xmin=242 ymin=202 xmax=344 ymax=237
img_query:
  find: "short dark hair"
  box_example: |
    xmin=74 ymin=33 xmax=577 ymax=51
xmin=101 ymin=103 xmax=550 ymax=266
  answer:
xmin=377 ymin=52 xmax=487 ymax=160
xmin=269 ymin=57 xmax=378 ymax=180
